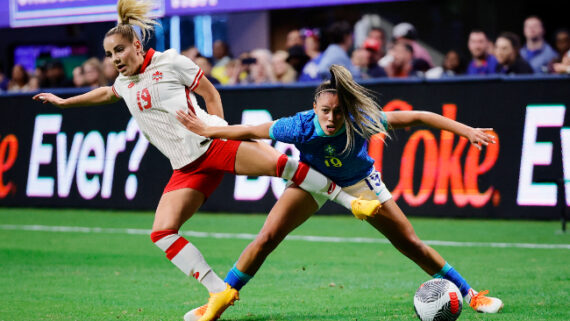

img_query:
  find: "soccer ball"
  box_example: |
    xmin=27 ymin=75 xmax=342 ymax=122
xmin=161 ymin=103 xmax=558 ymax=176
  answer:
xmin=414 ymin=279 xmax=462 ymax=321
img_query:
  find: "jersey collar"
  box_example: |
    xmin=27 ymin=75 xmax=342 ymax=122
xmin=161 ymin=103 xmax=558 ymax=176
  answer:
xmin=138 ymin=48 xmax=155 ymax=74
xmin=313 ymin=114 xmax=346 ymax=137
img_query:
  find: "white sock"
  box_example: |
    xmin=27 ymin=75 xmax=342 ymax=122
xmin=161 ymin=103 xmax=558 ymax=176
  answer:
xmin=151 ymin=230 xmax=226 ymax=293
xmin=277 ymin=155 xmax=355 ymax=209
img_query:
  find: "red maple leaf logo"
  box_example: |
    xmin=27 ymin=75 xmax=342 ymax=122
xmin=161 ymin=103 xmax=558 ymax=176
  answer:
xmin=152 ymin=71 xmax=163 ymax=82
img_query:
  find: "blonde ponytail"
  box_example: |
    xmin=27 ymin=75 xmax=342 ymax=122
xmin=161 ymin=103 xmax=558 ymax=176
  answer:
xmin=105 ymin=0 xmax=158 ymax=44
xmin=326 ymin=64 xmax=389 ymax=153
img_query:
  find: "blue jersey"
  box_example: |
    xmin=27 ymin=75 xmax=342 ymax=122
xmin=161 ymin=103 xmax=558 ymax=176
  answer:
xmin=269 ymin=110 xmax=388 ymax=186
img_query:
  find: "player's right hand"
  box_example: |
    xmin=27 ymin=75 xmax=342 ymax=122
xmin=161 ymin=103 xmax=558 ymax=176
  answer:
xmin=32 ymin=93 xmax=65 ymax=107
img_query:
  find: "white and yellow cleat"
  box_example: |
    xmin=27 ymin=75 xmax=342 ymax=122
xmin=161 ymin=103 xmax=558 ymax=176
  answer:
xmin=184 ymin=303 xmax=210 ymax=321
xmin=467 ymin=289 xmax=504 ymax=313
xmin=350 ymin=197 xmax=381 ymax=220
xmin=196 ymin=284 xmax=239 ymax=321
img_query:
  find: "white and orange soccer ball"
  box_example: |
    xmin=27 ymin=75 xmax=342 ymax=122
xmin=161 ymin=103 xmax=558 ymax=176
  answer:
xmin=413 ymin=279 xmax=462 ymax=321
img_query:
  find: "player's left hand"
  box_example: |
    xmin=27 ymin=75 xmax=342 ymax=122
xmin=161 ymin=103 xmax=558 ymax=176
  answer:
xmin=176 ymin=109 xmax=209 ymax=136
xmin=466 ymin=128 xmax=496 ymax=150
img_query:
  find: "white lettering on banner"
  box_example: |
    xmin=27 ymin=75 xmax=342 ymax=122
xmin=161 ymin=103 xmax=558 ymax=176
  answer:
xmin=56 ymin=132 xmax=83 ymax=197
xmin=27 ymin=115 xmax=62 ymax=197
xmin=517 ymin=105 xmax=566 ymax=206
xmin=101 ymin=132 xmax=126 ymax=199
xmin=125 ymin=118 xmax=149 ymax=200
xmin=76 ymin=132 xmax=105 ymax=200
xmin=233 ymin=110 xmax=300 ymax=201
xmin=560 ymin=129 xmax=570 ymax=206
xmin=26 ymin=115 xmax=147 ymax=200
xmin=171 ymin=0 xmax=218 ymax=9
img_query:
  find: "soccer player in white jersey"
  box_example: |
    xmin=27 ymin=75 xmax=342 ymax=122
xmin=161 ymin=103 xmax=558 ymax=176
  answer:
xmin=32 ymin=1 xmax=380 ymax=320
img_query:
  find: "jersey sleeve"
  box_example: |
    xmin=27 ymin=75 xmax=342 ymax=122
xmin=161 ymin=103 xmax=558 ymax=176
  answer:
xmin=111 ymin=78 xmax=122 ymax=99
xmin=172 ymin=52 xmax=204 ymax=90
xmin=269 ymin=113 xmax=308 ymax=144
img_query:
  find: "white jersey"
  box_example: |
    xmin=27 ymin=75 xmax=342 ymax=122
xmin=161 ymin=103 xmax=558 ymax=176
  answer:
xmin=112 ymin=49 xmax=227 ymax=169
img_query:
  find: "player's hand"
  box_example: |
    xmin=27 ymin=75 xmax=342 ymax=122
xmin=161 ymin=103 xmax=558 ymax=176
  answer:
xmin=32 ymin=93 xmax=66 ymax=107
xmin=176 ymin=109 xmax=209 ymax=136
xmin=466 ymin=128 xmax=496 ymax=150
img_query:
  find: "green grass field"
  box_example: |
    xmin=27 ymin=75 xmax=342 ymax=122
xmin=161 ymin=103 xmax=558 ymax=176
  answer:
xmin=1 ymin=208 xmax=569 ymax=321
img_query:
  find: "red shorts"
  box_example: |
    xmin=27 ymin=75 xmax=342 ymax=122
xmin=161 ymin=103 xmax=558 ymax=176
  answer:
xmin=163 ymin=139 xmax=242 ymax=197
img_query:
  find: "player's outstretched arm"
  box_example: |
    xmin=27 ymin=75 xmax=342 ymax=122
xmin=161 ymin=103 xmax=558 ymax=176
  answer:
xmin=385 ymin=110 xmax=496 ymax=150
xmin=176 ymin=109 xmax=273 ymax=140
xmin=32 ymin=86 xmax=119 ymax=109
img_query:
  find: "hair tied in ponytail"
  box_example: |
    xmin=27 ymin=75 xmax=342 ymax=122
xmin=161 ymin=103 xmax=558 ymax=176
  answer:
xmin=329 ymin=68 xmax=337 ymax=88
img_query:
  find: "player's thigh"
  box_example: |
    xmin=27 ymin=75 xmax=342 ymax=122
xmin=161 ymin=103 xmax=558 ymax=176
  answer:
xmin=259 ymin=186 xmax=319 ymax=241
xmin=152 ymin=188 xmax=206 ymax=232
xmin=366 ymin=199 xmax=417 ymax=243
xmin=234 ymin=140 xmax=282 ymax=177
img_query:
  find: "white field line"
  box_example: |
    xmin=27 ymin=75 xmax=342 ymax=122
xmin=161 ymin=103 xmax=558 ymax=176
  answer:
xmin=1 ymin=224 xmax=569 ymax=250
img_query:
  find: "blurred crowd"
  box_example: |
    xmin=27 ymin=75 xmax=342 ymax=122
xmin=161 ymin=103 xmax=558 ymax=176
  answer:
xmin=1 ymin=14 xmax=568 ymax=93
xmin=0 ymin=56 xmax=119 ymax=93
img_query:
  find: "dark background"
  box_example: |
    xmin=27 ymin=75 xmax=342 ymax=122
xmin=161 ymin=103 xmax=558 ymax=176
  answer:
xmin=2 ymin=76 xmax=569 ymax=219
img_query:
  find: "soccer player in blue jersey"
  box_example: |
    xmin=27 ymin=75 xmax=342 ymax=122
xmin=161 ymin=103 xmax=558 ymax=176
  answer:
xmin=177 ymin=65 xmax=503 ymax=321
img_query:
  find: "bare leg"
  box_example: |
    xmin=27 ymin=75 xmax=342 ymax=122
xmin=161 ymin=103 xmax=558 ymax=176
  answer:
xmin=236 ymin=186 xmax=318 ymax=275
xmin=152 ymin=188 xmax=205 ymax=232
xmin=365 ymin=199 xmax=445 ymax=275
xmin=234 ymin=140 xmax=281 ymax=177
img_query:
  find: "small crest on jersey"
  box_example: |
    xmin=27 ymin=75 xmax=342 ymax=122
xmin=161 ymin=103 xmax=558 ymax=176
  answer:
xmin=128 ymin=82 xmax=135 ymax=88
xmin=152 ymin=70 xmax=163 ymax=82
xmin=324 ymin=144 xmax=336 ymax=156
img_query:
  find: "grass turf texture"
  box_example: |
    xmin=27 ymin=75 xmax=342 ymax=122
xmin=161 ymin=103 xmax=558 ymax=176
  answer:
xmin=1 ymin=208 xmax=569 ymax=321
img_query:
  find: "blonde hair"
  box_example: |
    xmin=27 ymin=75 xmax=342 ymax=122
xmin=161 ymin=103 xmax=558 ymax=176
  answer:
xmin=105 ymin=0 xmax=157 ymax=44
xmin=314 ymin=64 xmax=389 ymax=153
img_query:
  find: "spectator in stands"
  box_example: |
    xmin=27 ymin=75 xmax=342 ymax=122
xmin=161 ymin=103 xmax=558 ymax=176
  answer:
xmin=212 ymin=40 xmax=231 ymax=67
xmin=34 ymin=64 xmax=49 ymax=88
xmin=72 ymin=66 xmax=85 ymax=87
xmin=195 ymin=56 xmax=220 ymax=85
xmin=426 ymin=49 xmax=466 ymax=78
xmin=367 ymin=27 xmax=387 ymax=59
xmin=495 ymin=32 xmax=534 ymax=75
xmin=211 ymin=41 xmax=233 ymax=86
xmin=467 ymin=30 xmax=499 ymax=75
xmin=520 ymin=16 xmax=558 ymax=74
xmin=548 ymin=29 xmax=570 ymax=73
xmin=351 ymin=48 xmax=369 ymax=76
xmin=246 ymin=49 xmax=276 ymax=84
xmin=286 ymin=45 xmax=310 ymax=77
xmin=103 ymin=57 xmax=119 ymax=85
xmin=82 ymin=57 xmax=107 ymax=88
xmin=384 ymin=42 xmax=419 ymax=78
xmin=286 ymin=29 xmax=304 ymax=49
xmin=362 ymin=38 xmax=387 ymax=78
xmin=552 ymin=50 xmax=570 ymax=74
xmin=318 ymin=21 xmax=360 ymax=79
xmin=225 ymin=58 xmax=248 ymax=85
xmin=45 ymin=61 xmax=72 ymax=88
xmin=392 ymin=22 xmax=433 ymax=67
xmin=272 ymin=50 xmax=297 ymax=83
xmin=7 ymin=64 xmax=31 ymax=92
xmin=181 ymin=46 xmax=200 ymax=61
xmin=0 ymin=63 xmax=8 ymax=92
xmin=299 ymin=34 xmax=323 ymax=82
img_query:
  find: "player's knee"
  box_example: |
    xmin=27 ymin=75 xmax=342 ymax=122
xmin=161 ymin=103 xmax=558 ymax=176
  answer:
xmin=396 ymin=232 xmax=425 ymax=256
xmin=150 ymin=229 xmax=178 ymax=244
